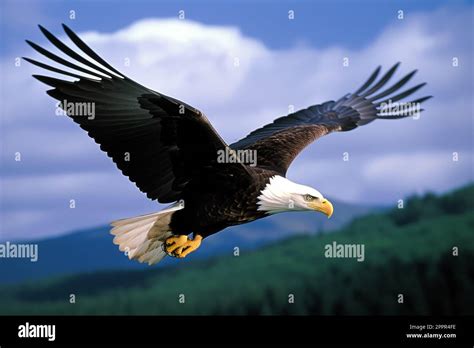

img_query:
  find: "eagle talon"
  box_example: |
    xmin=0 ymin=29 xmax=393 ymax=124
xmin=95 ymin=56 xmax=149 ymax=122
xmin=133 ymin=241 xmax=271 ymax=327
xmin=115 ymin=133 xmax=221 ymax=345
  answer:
xmin=164 ymin=235 xmax=202 ymax=258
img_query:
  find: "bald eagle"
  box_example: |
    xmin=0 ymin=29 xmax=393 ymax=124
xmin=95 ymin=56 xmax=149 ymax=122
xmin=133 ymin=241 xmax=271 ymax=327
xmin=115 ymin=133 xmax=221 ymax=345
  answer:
xmin=26 ymin=25 xmax=431 ymax=265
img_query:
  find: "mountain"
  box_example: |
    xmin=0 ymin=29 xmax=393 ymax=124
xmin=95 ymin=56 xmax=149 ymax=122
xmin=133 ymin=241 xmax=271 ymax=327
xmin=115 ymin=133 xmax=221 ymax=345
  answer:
xmin=0 ymin=184 xmax=472 ymax=315
xmin=0 ymin=198 xmax=377 ymax=284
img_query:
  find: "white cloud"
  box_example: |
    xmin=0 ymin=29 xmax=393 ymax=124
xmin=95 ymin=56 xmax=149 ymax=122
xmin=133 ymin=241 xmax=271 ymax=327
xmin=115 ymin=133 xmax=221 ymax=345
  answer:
xmin=1 ymin=7 xmax=472 ymax=239
xmin=80 ymin=19 xmax=268 ymax=105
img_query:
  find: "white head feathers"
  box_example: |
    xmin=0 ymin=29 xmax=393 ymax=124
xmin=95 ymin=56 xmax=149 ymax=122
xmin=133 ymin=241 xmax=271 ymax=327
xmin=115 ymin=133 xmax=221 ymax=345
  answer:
xmin=257 ymin=175 xmax=323 ymax=214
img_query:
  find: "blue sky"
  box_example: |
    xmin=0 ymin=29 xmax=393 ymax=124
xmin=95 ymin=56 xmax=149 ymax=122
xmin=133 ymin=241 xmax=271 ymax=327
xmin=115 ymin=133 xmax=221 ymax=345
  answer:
xmin=2 ymin=0 xmax=470 ymax=51
xmin=0 ymin=0 xmax=473 ymax=240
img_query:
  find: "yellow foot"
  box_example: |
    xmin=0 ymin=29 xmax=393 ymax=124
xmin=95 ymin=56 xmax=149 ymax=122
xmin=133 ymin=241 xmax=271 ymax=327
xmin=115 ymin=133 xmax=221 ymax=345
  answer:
xmin=164 ymin=235 xmax=202 ymax=258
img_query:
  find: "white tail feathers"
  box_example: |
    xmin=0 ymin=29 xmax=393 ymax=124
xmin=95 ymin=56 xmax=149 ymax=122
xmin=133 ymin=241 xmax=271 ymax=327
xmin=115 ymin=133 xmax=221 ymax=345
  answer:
xmin=110 ymin=201 xmax=184 ymax=265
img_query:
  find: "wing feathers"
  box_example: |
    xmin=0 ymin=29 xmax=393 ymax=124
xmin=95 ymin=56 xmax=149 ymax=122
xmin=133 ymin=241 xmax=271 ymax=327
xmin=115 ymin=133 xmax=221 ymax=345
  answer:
xmin=361 ymin=62 xmax=400 ymax=97
xmin=37 ymin=25 xmax=118 ymax=79
xmin=26 ymin=24 xmax=233 ymax=203
xmin=26 ymin=39 xmax=106 ymax=79
xmin=369 ymin=70 xmax=417 ymax=101
xmin=353 ymin=65 xmax=381 ymax=94
xmin=230 ymin=63 xmax=431 ymax=174
xmin=62 ymin=24 xmax=125 ymax=78
xmin=24 ymin=57 xmax=88 ymax=80
xmin=378 ymin=83 xmax=427 ymax=104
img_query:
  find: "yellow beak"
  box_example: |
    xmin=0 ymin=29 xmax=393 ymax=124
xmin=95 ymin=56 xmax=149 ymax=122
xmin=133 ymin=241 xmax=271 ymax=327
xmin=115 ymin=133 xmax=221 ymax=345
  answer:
xmin=309 ymin=198 xmax=334 ymax=218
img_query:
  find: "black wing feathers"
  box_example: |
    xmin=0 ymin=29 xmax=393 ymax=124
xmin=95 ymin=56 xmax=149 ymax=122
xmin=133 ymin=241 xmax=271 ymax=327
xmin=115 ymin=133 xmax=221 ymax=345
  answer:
xmin=25 ymin=24 xmax=231 ymax=203
xmin=230 ymin=63 xmax=431 ymax=174
xmin=231 ymin=63 xmax=431 ymax=150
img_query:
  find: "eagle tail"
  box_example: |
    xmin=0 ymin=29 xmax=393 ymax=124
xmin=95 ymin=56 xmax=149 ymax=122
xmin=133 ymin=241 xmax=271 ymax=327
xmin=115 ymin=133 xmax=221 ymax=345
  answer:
xmin=110 ymin=201 xmax=184 ymax=265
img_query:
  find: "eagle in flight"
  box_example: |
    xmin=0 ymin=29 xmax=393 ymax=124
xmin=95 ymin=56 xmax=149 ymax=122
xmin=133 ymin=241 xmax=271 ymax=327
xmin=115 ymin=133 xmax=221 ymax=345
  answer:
xmin=26 ymin=24 xmax=431 ymax=265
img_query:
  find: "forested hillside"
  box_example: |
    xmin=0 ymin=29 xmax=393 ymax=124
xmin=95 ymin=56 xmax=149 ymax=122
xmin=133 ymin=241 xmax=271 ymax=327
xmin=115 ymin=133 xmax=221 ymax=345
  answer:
xmin=0 ymin=184 xmax=472 ymax=315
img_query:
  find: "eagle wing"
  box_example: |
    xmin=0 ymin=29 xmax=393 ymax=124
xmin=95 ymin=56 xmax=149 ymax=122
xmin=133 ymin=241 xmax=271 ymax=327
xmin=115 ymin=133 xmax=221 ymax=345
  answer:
xmin=230 ymin=63 xmax=431 ymax=175
xmin=26 ymin=24 xmax=239 ymax=203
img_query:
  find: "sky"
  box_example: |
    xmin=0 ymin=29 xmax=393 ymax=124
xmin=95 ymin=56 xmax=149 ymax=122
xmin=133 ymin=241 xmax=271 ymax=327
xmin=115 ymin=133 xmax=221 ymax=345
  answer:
xmin=0 ymin=0 xmax=473 ymax=241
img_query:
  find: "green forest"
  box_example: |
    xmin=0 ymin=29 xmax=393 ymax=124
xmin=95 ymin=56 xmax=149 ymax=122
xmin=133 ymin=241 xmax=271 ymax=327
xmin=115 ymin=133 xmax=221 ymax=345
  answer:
xmin=0 ymin=184 xmax=473 ymax=315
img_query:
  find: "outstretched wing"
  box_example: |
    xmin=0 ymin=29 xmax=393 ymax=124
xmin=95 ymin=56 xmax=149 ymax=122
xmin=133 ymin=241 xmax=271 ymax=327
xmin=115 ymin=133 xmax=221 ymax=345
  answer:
xmin=25 ymin=24 xmax=235 ymax=203
xmin=230 ymin=63 xmax=431 ymax=175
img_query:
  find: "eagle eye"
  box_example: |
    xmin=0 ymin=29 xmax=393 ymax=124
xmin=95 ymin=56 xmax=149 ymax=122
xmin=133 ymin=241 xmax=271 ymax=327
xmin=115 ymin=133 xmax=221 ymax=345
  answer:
xmin=304 ymin=194 xmax=316 ymax=201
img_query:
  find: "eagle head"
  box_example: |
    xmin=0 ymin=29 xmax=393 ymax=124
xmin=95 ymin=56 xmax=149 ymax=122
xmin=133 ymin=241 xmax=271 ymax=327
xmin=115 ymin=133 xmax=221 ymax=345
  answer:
xmin=257 ymin=175 xmax=334 ymax=218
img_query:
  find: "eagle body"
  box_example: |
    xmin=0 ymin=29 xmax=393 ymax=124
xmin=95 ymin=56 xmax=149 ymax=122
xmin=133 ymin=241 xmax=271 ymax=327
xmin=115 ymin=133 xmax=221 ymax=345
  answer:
xmin=26 ymin=24 xmax=431 ymax=265
xmin=170 ymin=167 xmax=276 ymax=238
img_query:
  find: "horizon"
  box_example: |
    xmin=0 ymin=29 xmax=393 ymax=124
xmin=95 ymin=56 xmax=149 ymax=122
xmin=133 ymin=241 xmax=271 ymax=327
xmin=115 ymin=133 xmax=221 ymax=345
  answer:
xmin=3 ymin=181 xmax=472 ymax=243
